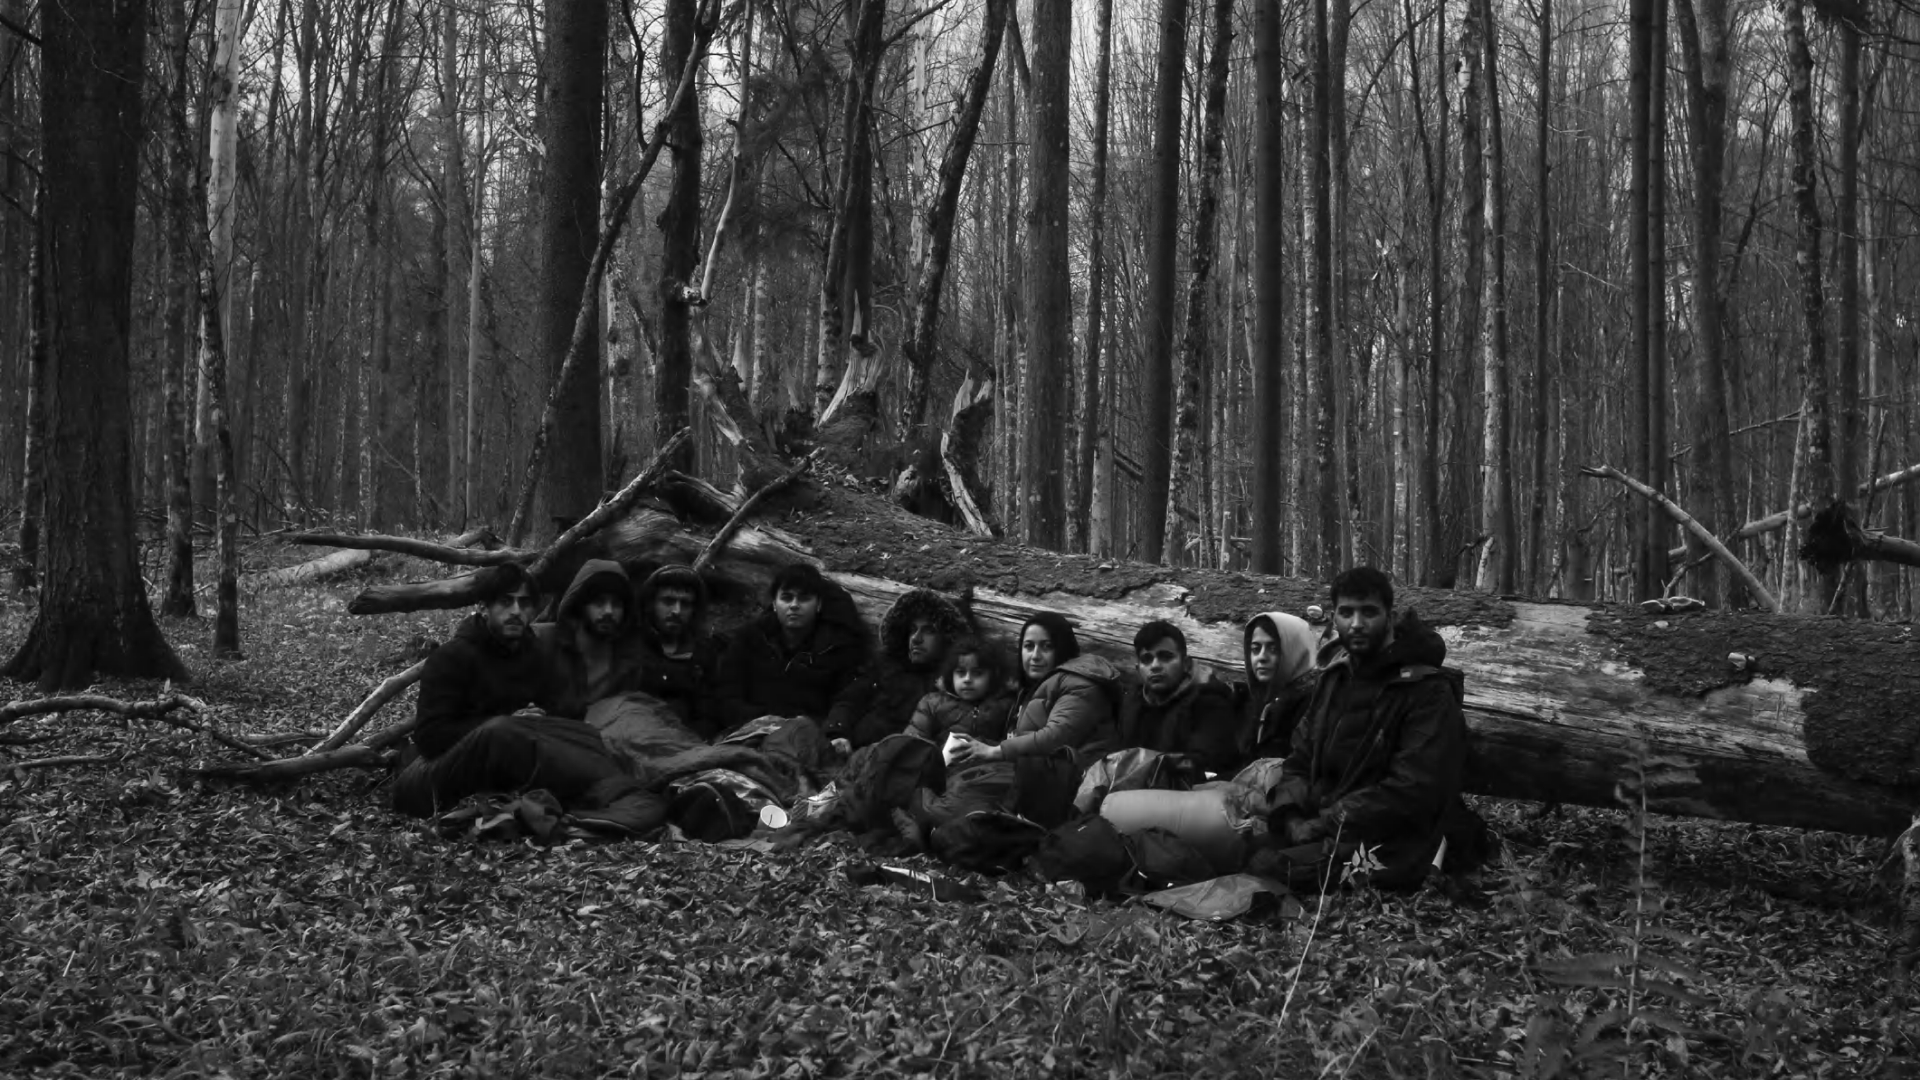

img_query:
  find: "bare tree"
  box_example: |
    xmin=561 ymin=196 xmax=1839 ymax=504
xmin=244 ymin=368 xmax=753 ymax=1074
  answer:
xmin=1251 ymin=0 xmax=1287 ymax=575
xmin=1023 ymin=0 xmax=1071 ymax=549
xmin=1138 ymin=0 xmax=1188 ymax=565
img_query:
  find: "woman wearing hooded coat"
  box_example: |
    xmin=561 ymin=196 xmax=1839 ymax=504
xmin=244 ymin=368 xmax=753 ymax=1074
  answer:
xmin=946 ymin=613 xmax=1125 ymax=828
xmin=1236 ymin=611 xmax=1323 ymax=768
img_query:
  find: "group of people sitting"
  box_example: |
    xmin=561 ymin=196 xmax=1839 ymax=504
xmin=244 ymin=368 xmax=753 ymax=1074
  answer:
xmin=391 ymin=556 xmax=1484 ymax=892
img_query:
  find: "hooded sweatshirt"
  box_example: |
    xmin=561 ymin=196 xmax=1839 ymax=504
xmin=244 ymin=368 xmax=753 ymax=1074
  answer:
xmin=712 ymin=574 xmax=873 ymax=731
xmin=826 ymin=588 xmax=973 ymax=748
xmin=1274 ymin=608 xmax=1467 ymax=849
xmin=628 ymin=564 xmax=721 ymax=736
xmin=536 ymin=559 xmax=645 ymax=719
xmin=1238 ymin=611 xmax=1322 ymax=764
xmin=413 ymin=612 xmax=551 ymax=759
xmin=1116 ymin=662 xmax=1241 ymax=775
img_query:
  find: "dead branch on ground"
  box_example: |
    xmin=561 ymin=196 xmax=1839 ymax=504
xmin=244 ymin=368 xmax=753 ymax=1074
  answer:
xmin=693 ymin=454 xmax=816 ymax=576
xmin=309 ymin=661 xmax=425 ymax=755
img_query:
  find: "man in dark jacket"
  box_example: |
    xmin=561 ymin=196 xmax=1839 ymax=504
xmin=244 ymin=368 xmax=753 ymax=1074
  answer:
xmin=391 ymin=564 xmax=632 ymax=817
xmin=1267 ymin=566 xmax=1469 ymax=889
xmin=825 ymin=587 xmax=972 ymax=750
xmin=1115 ymin=620 xmax=1241 ymax=775
xmin=538 ymin=559 xmax=648 ymax=719
xmin=627 ymin=563 xmax=721 ymax=737
xmin=712 ymin=563 xmax=871 ymax=735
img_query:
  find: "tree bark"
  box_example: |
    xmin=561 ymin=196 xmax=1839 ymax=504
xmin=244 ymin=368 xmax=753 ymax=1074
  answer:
xmin=1022 ymin=0 xmax=1071 ymax=552
xmin=1627 ymin=0 xmax=1655 ymax=600
xmin=1138 ymin=0 xmax=1188 ymax=565
xmin=1309 ymin=0 xmax=1340 ymax=580
xmin=1528 ymin=0 xmax=1554 ymax=596
xmin=160 ymin=0 xmax=197 ymax=617
xmin=1164 ymin=0 xmax=1236 ymax=566
xmin=1674 ymin=0 xmax=1737 ymax=608
xmin=1251 ymin=0 xmax=1287 ymax=576
xmin=13 ymin=182 xmax=44 ymax=593
xmin=441 ymin=0 xmax=468 ymax=526
xmin=536 ymin=0 xmax=608 ymax=534
xmin=1783 ymin=0 xmax=1839 ymax=610
xmin=1476 ymin=0 xmax=1515 ymax=594
xmin=5 ymin=0 xmax=188 ymax=688
xmin=655 ymin=0 xmax=703 ymax=476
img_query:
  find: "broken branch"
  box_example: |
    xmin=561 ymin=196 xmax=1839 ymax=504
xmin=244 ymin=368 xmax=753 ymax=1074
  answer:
xmin=308 ymin=661 xmax=426 ymax=755
xmin=693 ymin=454 xmax=815 ymax=576
xmin=528 ymin=427 xmax=693 ymax=580
xmin=1582 ymin=465 xmax=1780 ymax=612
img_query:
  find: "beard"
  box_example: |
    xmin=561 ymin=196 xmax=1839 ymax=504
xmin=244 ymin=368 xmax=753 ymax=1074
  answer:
xmin=589 ymin=615 xmax=622 ymax=638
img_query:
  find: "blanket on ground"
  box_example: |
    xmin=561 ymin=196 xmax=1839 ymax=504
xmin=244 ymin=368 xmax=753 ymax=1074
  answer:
xmin=585 ymin=692 xmax=817 ymax=806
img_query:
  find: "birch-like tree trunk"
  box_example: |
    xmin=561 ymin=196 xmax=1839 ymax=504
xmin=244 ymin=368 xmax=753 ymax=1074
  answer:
xmin=1475 ymin=0 xmax=1515 ymax=593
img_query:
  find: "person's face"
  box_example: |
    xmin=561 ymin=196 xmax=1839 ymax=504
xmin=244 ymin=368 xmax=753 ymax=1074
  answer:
xmin=775 ymin=587 xmax=820 ymax=637
xmin=484 ymin=584 xmax=539 ymax=643
xmin=1020 ymin=625 xmax=1059 ymax=682
xmin=1137 ymin=636 xmax=1188 ymax=694
xmin=583 ymin=592 xmax=626 ymax=638
xmin=651 ymin=586 xmax=697 ymax=638
xmin=950 ymin=653 xmax=991 ymax=702
xmin=906 ymin=618 xmax=943 ymax=666
xmin=1333 ymin=592 xmax=1392 ymax=658
xmin=1248 ymin=625 xmax=1280 ymax=686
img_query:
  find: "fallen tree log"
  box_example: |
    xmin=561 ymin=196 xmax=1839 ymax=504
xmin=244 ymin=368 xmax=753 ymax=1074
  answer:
xmin=761 ymin=489 xmax=1917 ymax=836
xmin=246 ymin=548 xmax=375 ymax=589
xmin=320 ymin=483 xmax=1918 ymax=837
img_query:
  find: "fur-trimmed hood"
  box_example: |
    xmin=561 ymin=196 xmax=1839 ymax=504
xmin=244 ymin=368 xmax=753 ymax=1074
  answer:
xmin=879 ymin=588 xmax=973 ymax=668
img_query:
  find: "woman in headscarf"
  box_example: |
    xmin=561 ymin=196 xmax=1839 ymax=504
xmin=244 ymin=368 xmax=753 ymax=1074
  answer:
xmin=1236 ymin=611 xmax=1322 ymax=765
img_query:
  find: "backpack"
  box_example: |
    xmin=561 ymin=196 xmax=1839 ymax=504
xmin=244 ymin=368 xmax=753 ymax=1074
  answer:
xmin=1121 ymin=827 xmax=1217 ymax=891
xmin=929 ymin=810 xmax=1048 ymax=874
xmin=837 ymin=733 xmax=943 ymax=832
xmin=1035 ymin=815 xmax=1133 ymax=894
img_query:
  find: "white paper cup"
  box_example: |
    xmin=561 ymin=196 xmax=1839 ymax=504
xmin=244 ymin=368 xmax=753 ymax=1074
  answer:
xmin=758 ymin=804 xmax=790 ymax=830
xmin=943 ymin=733 xmax=966 ymax=765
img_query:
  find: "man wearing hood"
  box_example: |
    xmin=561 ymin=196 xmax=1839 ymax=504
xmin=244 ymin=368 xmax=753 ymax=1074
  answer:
xmin=825 ymin=587 xmax=972 ymax=750
xmin=538 ymin=559 xmax=647 ymax=719
xmin=1267 ymin=566 xmax=1470 ymax=888
xmin=1115 ymin=620 xmax=1240 ymax=775
xmin=391 ymin=563 xmax=632 ymax=817
xmin=1237 ymin=610 xmax=1321 ymax=765
xmin=629 ymin=564 xmax=721 ymax=737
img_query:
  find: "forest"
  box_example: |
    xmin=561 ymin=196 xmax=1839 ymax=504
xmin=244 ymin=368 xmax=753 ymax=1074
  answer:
xmin=5 ymin=0 xmax=1920 ymax=1074
xmin=6 ymin=0 xmax=1920 ymax=629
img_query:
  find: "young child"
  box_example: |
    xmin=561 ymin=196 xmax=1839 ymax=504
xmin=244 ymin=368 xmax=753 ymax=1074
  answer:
xmin=895 ymin=638 xmax=1018 ymax=850
xmin=905 ymin=637 xmax=1016 ymax=745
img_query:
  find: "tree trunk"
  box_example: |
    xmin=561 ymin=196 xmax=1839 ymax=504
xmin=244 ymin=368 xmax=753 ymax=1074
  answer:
xmin=1309 ymin=0 xmax=1340 ymax=580
xmin=537 ymin=0 xmax=608 ymax=532
xmin=1414 ymin=0 xmax=1447 ymax=587
xmin=5 ymin=0 xmax=188 ymax=688
xmin=1023 ymin=0 xmax=1071 ymax=551
xmin=1476 ymin=0 xmax=1514 ymax=593
xmin=1528 ymin=0 xmax=1554 ymax=596
xmin=13 ymin=183 xmax=45 ymax=593
xmin=160 ymin=0 xmax=197 ymax=616
xmin=1138 ymin=0 xmax=1188 ymax=565
xmin=1075 ymin=0 xmax=1114 ymax=555
xmin=1834 ymin=13 xmax=1863 ymax=614
xmin=1674 ymin=0 xmax=1736 ymax=608
xmin=656 ymin=0 xmax=703 ymax=476
xmin=1452 ymin=0 xmax=1483 ymax=590
xmin=198 ymin=264 xmax=241 ymax=658
xmin=1783 ymin=0 xmax=1838 ymax=610
xmin=1647 ymin=0 xmax=1671 ymax=597
xmin=1251 ymin=0 xmax=1287 ymax=576
xmin=441 ymin=0 xmax=468 ymax=526
xmin=1164 ymin=0 xmax=1236 ymax=566
xmin=901 ymin=0 xmax=1010 ymax=442
xmin=1627 ymin=0 xmax=1654 ymax=600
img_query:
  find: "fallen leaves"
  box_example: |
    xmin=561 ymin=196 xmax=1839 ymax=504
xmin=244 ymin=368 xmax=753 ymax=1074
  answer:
xmin=2 ymin=561 xmax=1918 ymax=1077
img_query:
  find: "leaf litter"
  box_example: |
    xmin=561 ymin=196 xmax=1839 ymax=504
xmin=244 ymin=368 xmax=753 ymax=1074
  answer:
xmin=2 ymin=565 xmax=1919 ymax=1078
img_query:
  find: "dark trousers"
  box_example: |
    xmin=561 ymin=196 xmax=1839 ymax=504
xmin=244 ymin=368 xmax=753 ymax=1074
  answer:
xmin=391 ymin=714 xmax=631 ymax=817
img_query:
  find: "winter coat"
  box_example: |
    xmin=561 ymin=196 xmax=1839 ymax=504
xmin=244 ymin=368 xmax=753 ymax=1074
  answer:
xmin=628 ymin=565 xmax=721 ymax=738
xmin=1274 ymin=609 xmax=1467 ymax=851
xmin=1115 ymin=666 xmax=1242 ymax=775
xmin=711 ymin=577 xmax=872 ymax=732
xmin=536 ymin=560 xmax=650 ymax=719
xmin=1235 ymin=611 xmax=1323 ymax=766
xmin=413 ymin=613 xmax=552 ymax=759
xmin=999 ymin=655 xmax=1126 ymax=759
xmin=905 ymin=686 xmax=1018 ymax=744
xmin=825 ymin=588 xmax=973 ymax=748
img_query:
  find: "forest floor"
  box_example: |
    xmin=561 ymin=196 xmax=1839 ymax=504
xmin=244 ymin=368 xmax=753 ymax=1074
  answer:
xmin=1 ymin=542 xmax=1917 ymax=1079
